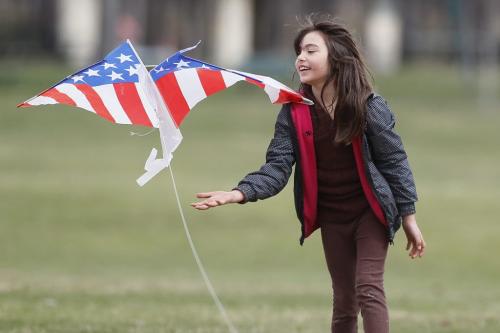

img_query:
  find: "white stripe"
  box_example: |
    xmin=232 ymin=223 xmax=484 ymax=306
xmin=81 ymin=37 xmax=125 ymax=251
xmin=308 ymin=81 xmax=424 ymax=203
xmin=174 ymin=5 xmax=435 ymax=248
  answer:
xmin=26 ymin=95 xmax=58 ymax=106
xmin=134 ymin=82 xmax=159 ymax=127
xmin=93 ymin=85 xmax=131 ymax=124
xmin=221 ymin=70 xmax=244 ymax=87
xmin=264 ymin=85 xmax=280 ymax=103
xmin=175 ymin=68 xmax=207 ymax=109
xmin=230 ymin=70 xmax=281 ymax=103
xmin=235 ymin=70 xmax=292 ymax=91
xmin=56 ymin=83 xmax=95 ymax=113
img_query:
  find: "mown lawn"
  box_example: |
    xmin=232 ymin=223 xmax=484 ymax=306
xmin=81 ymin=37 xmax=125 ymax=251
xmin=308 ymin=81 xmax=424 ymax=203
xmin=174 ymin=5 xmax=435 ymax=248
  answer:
xmin=0 ymin=60 xmax=499 ymax=332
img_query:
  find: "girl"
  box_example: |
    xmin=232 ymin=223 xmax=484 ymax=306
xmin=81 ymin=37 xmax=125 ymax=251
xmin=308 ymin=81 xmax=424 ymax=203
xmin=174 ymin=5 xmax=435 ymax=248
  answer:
xmin=191 ymin=15 xmax=425 ymax=333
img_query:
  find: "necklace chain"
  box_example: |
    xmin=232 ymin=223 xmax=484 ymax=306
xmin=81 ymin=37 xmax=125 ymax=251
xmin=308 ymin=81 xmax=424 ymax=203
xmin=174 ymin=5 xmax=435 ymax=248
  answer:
xmin=324 ymin=99 xmax=337 ymax=118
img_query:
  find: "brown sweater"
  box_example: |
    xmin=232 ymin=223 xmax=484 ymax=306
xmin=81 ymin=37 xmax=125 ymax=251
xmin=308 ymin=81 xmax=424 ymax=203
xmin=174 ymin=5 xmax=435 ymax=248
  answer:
xmin=311 ymin=106 xmax=369 ymax=224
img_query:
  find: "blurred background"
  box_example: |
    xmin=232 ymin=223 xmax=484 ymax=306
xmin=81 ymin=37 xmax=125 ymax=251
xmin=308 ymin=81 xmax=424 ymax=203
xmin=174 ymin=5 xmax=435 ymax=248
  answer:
xmin=1 ymin=0 xmax=499 ymax=332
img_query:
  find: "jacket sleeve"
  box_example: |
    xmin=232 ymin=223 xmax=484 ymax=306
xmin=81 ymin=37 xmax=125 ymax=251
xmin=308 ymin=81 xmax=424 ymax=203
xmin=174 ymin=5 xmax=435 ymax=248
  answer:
xmin=366 ymin=95 xmax=418 ymax=216
xmin=233 ymin=104 xmax=296 ymax=203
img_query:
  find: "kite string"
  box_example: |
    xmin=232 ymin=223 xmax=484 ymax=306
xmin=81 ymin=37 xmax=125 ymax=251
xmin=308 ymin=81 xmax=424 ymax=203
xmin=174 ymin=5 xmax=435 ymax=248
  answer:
xmin=168 ymin=165 xmax=239 ymax=333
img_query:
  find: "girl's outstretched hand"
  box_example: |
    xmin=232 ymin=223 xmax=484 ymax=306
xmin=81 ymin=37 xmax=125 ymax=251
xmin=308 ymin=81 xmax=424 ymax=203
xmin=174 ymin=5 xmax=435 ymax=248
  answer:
xmin=402 ymin=214 xmax=426 ymax=259
xmin=191 ymin=190 xmax=244 ymax=210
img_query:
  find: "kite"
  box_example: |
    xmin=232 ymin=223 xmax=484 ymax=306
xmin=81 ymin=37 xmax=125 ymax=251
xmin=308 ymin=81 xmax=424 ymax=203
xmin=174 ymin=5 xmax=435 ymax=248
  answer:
xmin=19 ymin=40 xmax=312 ymax=186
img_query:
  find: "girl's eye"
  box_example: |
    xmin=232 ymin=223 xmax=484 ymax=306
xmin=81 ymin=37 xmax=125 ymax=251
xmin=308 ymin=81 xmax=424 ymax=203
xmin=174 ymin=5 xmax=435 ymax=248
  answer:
xmin=307 ymin=50 xmax=316 ymax=54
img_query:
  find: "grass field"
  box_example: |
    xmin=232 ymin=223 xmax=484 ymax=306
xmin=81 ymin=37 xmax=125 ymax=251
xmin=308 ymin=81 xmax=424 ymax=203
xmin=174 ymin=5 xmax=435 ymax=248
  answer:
xmin=1 ymin=60 xmax=500 ymax=332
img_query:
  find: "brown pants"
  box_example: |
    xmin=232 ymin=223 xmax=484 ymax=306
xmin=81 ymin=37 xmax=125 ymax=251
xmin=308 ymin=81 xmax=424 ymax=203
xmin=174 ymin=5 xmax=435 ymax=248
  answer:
xmin=320 ymin=208 xmax=389 ymax=333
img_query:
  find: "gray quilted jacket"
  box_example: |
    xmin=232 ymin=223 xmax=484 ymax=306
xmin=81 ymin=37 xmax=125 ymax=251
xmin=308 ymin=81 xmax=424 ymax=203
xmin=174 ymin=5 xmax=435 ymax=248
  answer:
xmin=235 ymin=93 xmax=418 ymax=244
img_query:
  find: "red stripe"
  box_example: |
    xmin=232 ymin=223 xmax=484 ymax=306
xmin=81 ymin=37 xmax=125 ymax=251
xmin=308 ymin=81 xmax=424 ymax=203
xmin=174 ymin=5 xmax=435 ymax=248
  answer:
xmin=352 ymin=137 xmax=387 ymax=226
xmin=245 ymin=77 xmax=265 ymax=88
xmin=41 ymin=88 xmax=76 ymax=106
xmin=275 ymin=90 xmax=304 ymax=104
xmin=113 ymin=83 xmax=153 ymax=127
xmin=155 ymin=73 xmax=190 ymax=127
xmin=74 ymin=84 xmax=115 ymax=123
xmin=197 ymin=69 xmax=226 ymax=96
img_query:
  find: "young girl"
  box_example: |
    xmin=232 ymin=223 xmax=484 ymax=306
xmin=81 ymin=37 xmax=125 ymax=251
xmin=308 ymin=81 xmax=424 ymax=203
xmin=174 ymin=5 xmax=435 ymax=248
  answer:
xmin=191 ymin=16 xmax=425 ymax=333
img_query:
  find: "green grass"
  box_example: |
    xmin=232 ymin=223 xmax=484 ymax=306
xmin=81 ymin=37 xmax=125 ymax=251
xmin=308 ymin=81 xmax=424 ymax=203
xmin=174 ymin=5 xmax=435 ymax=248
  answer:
xmin=1 ymin=60 xmax=500 ymax=332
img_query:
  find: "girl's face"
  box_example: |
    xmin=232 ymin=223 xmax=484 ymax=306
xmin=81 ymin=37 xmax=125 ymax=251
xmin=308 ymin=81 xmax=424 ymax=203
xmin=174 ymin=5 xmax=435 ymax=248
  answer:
xmin=295 ymin=31 xmax=330 ymax=89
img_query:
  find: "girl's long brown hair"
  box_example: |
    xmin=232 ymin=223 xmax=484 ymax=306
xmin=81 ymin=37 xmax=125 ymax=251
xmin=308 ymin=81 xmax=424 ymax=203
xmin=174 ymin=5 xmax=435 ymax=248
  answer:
xmin=294 ymin=14 xmax=373 ymax=144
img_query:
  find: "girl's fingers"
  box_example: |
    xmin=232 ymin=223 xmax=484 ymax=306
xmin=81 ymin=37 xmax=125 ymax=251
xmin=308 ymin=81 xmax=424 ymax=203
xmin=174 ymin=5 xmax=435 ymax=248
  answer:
xmin=417 ymin=238 xmax=425 ymax=257
xmin=196 ymin=192 xmax=215 ymax=198
xmin=409 ymin=237 xmax=425 ymax=259
xmin=409 ymin=239 xmax=418 ymax=258
xmin=193 ymin=199 xmax=224 ymax=208
xmin=191 ymin=191 xmax=235 ymax=210
xmin=193 ymin=204 xmax=209 ymax=210
xmin=191 ymin=200 xmax=213 ymax=208
xmin=409 ymin=243 xmax=416 ymax=258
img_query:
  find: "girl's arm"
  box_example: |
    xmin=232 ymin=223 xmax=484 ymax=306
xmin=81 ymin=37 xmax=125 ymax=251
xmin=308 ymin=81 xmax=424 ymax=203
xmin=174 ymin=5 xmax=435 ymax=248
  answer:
xmin=192 ymin=105 xmax=295 ymax=210
xmin=366 ymin=95 xmax=425 ymax=258
xmin=366 ymin=95 xmax=418 ymax=216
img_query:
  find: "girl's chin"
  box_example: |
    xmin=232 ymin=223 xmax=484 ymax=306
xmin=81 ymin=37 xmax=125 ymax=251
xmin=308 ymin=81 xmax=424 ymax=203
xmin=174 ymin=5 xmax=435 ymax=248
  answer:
xmin=299 ymin=79 xmax=318 ymax=87
xmin=299 ymin=78 xmax=313 ymax=85
xmin=298 ymin=75 xmax=320 ymax=86
xmin=299 ymin=76 xmax=326 ymax=89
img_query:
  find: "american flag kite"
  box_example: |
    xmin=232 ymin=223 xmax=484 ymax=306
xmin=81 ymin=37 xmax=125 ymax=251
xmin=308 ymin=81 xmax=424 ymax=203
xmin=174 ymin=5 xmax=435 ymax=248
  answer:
xmin=151 ymin=42 xmax=313 ymax=127
xmin=18 ymin=41 xmax=161 ymax=128
xmin=18 ymin=40 xmax=312 ymax=186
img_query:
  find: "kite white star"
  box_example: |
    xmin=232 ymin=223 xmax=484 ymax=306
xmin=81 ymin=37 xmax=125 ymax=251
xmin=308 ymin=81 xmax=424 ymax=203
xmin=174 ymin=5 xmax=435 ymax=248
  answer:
xmin=71 ymin=75 xmax=85 ymax=83
xmin=174 ymin=59 xmax=190 ymax=69
xmin=153 ymin=66 xmax=166 ymax=73
xmin=200 ymin=64 xmax=211 ymax=69
xmin=107 ymin=71 xmax=124 ymax=81
xmin=84 ymin=68 xmax=100 ymax=77
xmin=116 ymin=53 xmax=133 ymax=63
xmin=103 ymin=62 xmax=117 ymax=70
xmin=126 ymin=65 xmax=139 ymax=77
